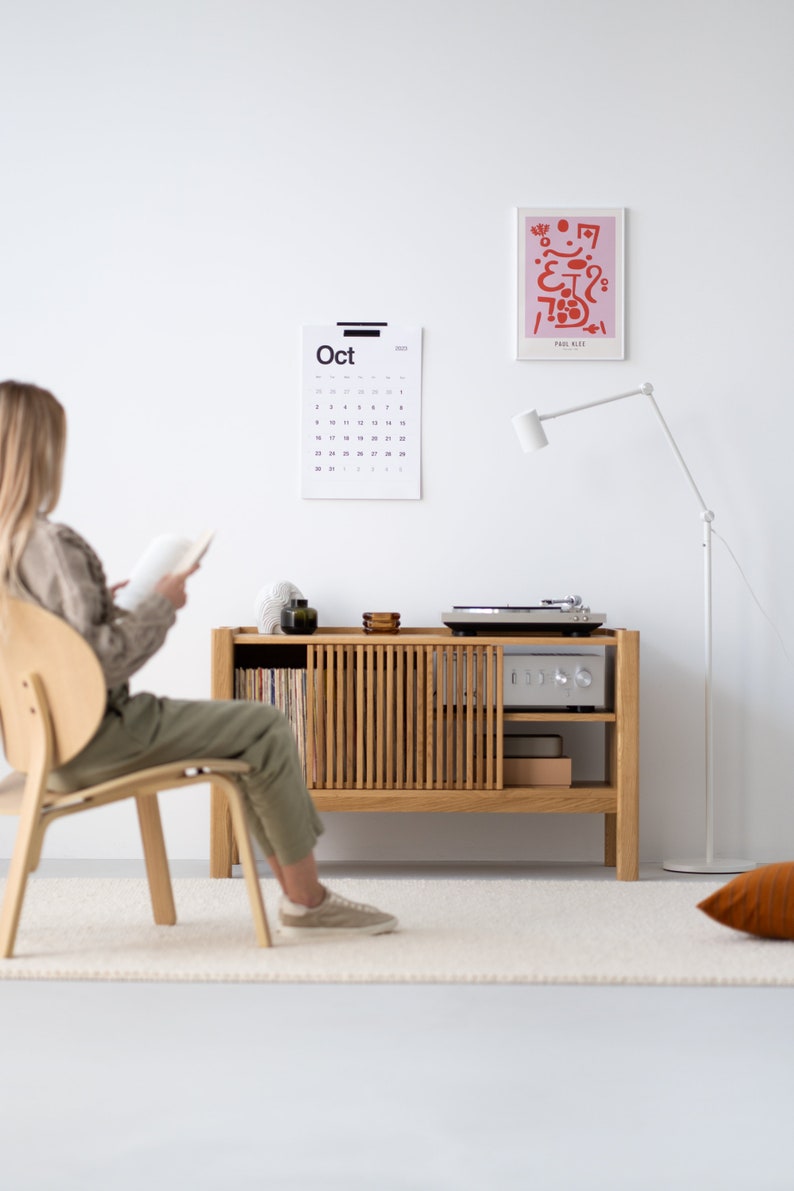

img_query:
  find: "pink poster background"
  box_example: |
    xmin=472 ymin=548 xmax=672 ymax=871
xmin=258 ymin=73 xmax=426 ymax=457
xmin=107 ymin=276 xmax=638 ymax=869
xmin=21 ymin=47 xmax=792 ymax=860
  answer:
xmin=524 ymin=214 xmax=616 ymax=340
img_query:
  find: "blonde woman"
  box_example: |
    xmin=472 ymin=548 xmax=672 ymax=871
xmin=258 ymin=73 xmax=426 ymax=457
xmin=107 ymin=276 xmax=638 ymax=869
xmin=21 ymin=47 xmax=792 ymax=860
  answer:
xmin=0 ymin=380 xmax=396 ymax=937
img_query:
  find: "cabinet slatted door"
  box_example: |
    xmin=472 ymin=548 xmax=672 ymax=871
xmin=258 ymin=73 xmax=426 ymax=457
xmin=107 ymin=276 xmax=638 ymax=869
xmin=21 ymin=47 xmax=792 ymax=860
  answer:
xmin=307 ymin=642 xmax=502 ymax=790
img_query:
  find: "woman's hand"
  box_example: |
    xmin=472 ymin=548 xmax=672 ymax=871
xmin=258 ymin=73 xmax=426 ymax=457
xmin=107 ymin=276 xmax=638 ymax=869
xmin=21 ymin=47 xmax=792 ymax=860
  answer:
xmin=155 ymin=573 xmax=187 ymax=609
xmin=154 ymin=563 xmax=200 ymax=610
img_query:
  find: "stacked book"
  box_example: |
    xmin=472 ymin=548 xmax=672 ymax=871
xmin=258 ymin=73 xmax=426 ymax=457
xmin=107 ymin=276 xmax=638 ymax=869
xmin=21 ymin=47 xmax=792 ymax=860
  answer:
xmin=235 ymin=667 xmax=309 ymax=781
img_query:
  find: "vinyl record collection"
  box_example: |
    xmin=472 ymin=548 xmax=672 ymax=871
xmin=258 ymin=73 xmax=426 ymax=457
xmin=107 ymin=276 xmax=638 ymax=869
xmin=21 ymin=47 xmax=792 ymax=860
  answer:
xmin=234 ymin=667 xmax=309 ymax=781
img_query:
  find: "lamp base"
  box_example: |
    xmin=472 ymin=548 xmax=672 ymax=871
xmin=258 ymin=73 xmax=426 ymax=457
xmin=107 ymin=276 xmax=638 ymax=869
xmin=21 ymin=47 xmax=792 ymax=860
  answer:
xmin=662 ymin=858 xmax=756 ymax=875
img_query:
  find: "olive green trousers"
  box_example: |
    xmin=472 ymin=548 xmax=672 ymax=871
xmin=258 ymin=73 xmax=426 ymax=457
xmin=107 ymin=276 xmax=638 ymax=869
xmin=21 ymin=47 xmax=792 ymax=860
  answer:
xmin=51 ymin=686 xmax=324 ymax=866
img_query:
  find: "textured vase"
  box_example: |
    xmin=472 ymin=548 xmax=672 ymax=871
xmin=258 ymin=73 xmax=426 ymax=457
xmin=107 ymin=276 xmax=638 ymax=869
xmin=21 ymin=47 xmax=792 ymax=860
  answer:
xmin=254 ymin=580 xmax=305 ymax=634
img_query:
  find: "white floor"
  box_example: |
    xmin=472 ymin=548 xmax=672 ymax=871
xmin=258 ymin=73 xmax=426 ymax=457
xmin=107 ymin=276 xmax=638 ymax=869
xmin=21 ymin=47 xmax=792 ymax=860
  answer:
xmin=2 ymin=863 xmax=793 ymax=1191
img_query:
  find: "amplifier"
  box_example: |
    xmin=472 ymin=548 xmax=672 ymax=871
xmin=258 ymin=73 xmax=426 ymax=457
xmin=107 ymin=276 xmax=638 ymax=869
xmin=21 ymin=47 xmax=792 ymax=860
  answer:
xmin=503 ymin=649 xmax=608 ymax=709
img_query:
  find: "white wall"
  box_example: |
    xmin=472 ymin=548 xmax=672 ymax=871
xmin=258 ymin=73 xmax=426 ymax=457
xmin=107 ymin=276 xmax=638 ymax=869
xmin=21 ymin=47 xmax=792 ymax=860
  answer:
xmin=1 ymin=0 xmax=793 ymax=865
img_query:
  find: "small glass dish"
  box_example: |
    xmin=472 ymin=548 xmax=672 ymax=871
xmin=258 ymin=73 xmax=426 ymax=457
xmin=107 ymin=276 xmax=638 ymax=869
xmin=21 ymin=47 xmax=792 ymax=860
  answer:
xmin=363 ymin=612 xmax=401 ymax=634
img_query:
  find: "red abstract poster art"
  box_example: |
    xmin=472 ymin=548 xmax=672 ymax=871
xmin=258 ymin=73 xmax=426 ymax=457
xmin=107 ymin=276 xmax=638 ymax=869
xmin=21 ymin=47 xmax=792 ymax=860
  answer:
xmin=517 ymin=208 xmax=624 ymax=360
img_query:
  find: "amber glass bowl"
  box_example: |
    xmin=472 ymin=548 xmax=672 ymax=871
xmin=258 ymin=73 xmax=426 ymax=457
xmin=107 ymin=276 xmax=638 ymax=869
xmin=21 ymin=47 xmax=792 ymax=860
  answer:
xmin=362 ymin=612 xmax=401 ymax=634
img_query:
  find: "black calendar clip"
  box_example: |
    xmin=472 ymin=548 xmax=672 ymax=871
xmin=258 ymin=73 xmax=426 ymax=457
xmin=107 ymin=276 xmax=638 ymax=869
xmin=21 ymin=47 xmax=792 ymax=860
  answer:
xmin=337 ymin=322 xmax=388 ymax=338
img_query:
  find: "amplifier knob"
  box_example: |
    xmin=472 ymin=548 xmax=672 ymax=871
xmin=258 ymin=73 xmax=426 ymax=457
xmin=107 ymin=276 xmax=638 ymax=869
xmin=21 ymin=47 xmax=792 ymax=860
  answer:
xmin=575 ymin=669 xmax=593 ymax=688
xmin=554 ymin=670 xmax=569 ymax=687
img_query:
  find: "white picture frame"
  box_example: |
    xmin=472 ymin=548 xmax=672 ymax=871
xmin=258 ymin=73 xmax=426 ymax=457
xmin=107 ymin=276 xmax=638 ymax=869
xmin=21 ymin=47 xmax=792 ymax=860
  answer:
xmin=517 ymin=207 xmax=625 ymax=360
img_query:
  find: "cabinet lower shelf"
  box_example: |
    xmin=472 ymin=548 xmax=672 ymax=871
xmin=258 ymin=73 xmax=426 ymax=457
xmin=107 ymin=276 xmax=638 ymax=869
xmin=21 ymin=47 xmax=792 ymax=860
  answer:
xmin=311 ymin=784 xmax=617 ymax=814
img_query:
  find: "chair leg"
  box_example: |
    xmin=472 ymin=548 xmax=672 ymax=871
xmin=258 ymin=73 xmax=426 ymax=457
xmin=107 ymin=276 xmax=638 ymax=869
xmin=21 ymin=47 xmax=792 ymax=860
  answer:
xmin=0 ymin=807 xmax=45 ymax=958
xmin=136 ymin=794 xmax=177 ymax=926
xmin=217 ymin=778 xmax=271 ymax=947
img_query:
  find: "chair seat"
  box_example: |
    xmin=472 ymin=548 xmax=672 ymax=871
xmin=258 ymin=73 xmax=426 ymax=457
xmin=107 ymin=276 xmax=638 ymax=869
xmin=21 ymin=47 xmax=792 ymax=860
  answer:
xmin=0 ymin=758 xmax=252 ymax=815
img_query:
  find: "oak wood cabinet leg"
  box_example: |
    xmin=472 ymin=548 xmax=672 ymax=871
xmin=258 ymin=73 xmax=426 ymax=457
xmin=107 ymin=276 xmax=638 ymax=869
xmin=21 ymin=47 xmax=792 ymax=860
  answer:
xmin=615 ymin=630 xmax=640 ymax=880
xmin=210 ymin=783 xmax=234 ymax=878
xmin=210 ymin=626 xmax=237 ymax=877
xmin=604 ymin=813 xmax=617 ymax=868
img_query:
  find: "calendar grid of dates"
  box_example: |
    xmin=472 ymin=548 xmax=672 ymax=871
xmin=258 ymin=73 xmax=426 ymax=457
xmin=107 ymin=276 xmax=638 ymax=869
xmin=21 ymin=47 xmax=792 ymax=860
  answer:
xmin=310 ymin=374 xmax=412 ymax=472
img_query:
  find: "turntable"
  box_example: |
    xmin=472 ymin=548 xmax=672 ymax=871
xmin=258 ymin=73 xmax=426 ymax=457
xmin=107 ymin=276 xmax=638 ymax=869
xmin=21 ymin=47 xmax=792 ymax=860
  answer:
xmin=442 ymin=596 xmax=605 ymax=636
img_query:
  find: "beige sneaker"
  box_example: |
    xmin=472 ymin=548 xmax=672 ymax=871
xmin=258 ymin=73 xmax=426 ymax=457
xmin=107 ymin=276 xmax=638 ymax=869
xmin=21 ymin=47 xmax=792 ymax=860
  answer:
xmin=278 ymin=886 xmax=398 ymax=937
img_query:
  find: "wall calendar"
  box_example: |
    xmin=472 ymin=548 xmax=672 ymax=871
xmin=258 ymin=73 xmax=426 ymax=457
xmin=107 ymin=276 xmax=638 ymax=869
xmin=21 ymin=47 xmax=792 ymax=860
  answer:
xmin=301 ymin=323 xmax=422 ymax=500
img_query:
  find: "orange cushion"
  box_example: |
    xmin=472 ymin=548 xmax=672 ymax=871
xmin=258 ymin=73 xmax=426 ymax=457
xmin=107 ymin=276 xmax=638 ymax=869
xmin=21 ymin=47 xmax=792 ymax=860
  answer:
xmin=697 ymin=863 xmax=794 ymax=939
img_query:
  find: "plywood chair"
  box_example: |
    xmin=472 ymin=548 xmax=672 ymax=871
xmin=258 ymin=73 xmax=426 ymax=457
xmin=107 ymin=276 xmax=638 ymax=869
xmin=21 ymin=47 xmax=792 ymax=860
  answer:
xmin=0 ymin=597 xmax=271 ymax=957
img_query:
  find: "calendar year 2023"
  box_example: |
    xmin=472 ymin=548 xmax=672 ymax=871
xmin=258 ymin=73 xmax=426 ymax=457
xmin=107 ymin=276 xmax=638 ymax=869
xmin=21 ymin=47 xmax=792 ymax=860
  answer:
xmin=301 ymin=324 xmax=422 ymax=500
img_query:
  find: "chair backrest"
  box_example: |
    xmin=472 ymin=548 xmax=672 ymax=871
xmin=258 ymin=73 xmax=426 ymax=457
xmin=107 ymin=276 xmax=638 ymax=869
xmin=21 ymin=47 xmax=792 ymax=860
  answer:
xmin=0 ymin=598 xmax=106 ymax=772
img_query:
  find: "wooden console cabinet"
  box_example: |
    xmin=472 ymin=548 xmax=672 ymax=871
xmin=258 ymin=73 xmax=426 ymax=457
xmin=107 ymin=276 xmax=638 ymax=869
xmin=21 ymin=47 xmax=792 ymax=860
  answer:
xmin=210 ymin=627 xmax=639 ymax=880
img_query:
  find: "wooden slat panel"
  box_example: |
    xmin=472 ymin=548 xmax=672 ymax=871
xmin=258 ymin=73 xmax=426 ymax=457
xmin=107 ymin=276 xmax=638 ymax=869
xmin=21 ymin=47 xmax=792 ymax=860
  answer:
xmin=335 ymin=647 xmax=344 ymax=787
xmin=465 ymin=647 xmax=475 ymax=790
xmin=454 ymin=645 xmax=463 ymax=788
xmin=308 ymin=639 xmax=504 ymax=793
xmin=488 ymin=647 xmax=492 ymax=786
xmin=380 ymin=649 xmax=387 ymax=785
xmin=425 ymin=650 xmax=434 ymax=788
xmin=314 ymin=645 xmax=327 ymax=789
xmin=306 ymin=646 xmax=317 ymax=789
xmin=355 ymin=645 xmax=365 ymax=789
xmin=444 ymin=647 xmax=454 ymax=788
xmin=406 ymin=644 xmax=415 ymax=788
xmin=335 ymin=645 xmax=345 ymax=787
xmin=324 ymin=645 xmax=334 ymax=787
xmin=328 ymin=646 xmax=337 ymax=786
xmin=374 ymin=644 xmax=381 ymax=788
xmin=478 ymin=648 xmax=485 ymax=788
xmin=345 ymin=648 xmax=355 ymax=789
xmin=334 ymin=646 xmax=343 ymax=785
xmin=365 ymin=645 xmax=374 ymax=788
xmin=415 ymin=645 xmax=423 ymax=787
xmin=495 ymin=647 xmax=504 ymax=790
xmin=433 ymin=648 xmax=443 ymax=788
xmin=385 ymin=648 xmax=395 ymax=786
xmin=396 ymin=646 xmax=405 ymax=786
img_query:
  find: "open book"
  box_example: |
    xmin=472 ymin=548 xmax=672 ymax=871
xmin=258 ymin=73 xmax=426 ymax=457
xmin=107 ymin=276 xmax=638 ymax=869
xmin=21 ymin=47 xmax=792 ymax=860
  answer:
xmin=114 ymin=530 xmax=214 ymax=612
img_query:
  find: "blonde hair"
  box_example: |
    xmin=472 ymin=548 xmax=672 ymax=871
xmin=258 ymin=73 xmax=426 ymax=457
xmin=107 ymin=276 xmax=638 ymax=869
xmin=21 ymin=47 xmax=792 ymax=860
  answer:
xmin=0 ymin=380 xmax=66 ymax=594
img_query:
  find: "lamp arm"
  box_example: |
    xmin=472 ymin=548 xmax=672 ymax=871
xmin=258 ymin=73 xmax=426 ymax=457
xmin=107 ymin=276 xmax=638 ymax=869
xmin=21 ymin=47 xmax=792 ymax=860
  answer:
xmin=538 ymin=385 xmax=649 ymax=422
xmin=642 ymin=388 xmax=712 ymax=518
xmin=541 ymin=382 xmax=713 ymax=517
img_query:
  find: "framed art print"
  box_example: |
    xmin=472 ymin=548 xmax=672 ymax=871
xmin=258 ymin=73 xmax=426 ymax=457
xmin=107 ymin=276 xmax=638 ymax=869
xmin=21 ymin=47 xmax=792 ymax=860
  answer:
xmin=517 ymin=208 xmax=625 ymax=360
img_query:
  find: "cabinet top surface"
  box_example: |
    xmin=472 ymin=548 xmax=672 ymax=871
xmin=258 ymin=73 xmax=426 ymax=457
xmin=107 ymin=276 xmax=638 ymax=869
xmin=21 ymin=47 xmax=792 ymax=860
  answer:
xmin=218 ymin=626 xmax=634 ymax=646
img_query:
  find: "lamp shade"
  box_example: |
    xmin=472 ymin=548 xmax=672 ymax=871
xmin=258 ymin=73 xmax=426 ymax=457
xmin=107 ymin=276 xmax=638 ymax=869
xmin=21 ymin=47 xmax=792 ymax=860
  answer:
xmin=511 ymin=409 xmax=549 ymax=453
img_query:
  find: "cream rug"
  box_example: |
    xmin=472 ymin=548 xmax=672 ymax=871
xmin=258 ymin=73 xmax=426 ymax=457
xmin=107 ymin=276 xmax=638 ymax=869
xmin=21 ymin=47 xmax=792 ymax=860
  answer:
xmin=2 ymin=876 xmax=794 ymax=985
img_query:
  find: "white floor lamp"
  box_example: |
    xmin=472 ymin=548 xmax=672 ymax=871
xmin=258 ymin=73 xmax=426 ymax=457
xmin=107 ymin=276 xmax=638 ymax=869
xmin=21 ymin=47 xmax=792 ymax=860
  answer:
xmin=511 ymin=382 xmax=754 ymax=875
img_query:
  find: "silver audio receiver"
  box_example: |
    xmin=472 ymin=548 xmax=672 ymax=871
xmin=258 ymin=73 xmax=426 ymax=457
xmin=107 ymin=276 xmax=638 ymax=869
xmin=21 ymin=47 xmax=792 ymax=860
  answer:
xmin=503 ymin=648 xmax=608 ymax=709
